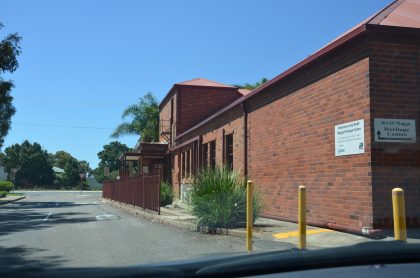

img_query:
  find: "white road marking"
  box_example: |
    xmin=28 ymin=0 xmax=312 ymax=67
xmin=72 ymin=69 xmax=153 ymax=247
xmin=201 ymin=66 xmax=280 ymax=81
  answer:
xmin=96 ymin=214 xmax=116 ymax=221
xmin=44 ymin=212 xmax=53 ymax=221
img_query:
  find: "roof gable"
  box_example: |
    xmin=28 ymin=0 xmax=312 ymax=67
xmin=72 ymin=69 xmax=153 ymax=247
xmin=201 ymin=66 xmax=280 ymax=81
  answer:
xmin=159 ymin=78 xmax=239 ymax=108
xmin=176 ymin=78 xmax=235 ymax=88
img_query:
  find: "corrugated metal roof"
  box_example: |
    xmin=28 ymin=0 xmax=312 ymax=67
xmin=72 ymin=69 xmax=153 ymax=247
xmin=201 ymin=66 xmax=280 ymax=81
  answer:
xmin=174 ymin=0 xmax=420 ymax=141
xmin=175 ymin=77 xmax=235 ymax=88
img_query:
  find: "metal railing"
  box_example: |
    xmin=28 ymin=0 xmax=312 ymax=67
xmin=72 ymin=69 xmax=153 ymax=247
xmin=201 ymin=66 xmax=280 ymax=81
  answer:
xmin=160 ymin=119 xmax=172 ymax=144
xmin=102 ymin=173 xmax=161 ymax=214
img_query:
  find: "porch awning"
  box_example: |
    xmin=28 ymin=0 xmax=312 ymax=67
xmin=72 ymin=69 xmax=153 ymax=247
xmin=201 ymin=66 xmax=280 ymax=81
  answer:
xmin=120 ymin=142 xmax=169 ymax=160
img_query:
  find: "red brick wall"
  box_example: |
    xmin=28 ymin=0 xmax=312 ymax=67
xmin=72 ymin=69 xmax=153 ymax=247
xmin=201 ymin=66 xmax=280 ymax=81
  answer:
xmin=175 ymin=37 xmax=374 ymax=231
xmin=200 ymin=110 xmax=245 ymax=174
xmin=178 ymin=86 xmax=241 ymax=135
xmin=159 ymin=93 xmax=177 ymax=145
xmin=172 ymin=153 xmax=181 ymax=198
xmin=369 ymin=38 xmax=420 ymax=228
xmin=247 ymin=56 xmax=372 ymax=231
xmin=170 ymin=31 xmax=419 ymax=232
xmin=177 ymin=105 xmax=245 ymax=174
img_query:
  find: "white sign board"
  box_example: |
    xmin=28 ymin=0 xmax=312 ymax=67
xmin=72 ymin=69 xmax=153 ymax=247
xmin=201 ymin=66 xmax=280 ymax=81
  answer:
xmin=335 ymin=119 xmax=365 ymax=156
xmin=142 ymin=166 xmax=149 ymax=174
xmin=374 ymin=118 xmax=416 ymax=143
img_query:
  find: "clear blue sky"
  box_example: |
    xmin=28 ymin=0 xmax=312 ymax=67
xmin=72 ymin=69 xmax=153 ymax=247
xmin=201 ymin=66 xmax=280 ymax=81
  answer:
xmin=1 ymin=0 xmax=392 ymax=168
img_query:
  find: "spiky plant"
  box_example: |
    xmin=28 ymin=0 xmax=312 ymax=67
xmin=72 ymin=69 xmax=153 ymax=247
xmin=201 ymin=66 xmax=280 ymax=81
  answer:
xmin=191 ymin=166 xmax=263 ymax=233
xmin=160 ymin=181 xmax=173 ymax=206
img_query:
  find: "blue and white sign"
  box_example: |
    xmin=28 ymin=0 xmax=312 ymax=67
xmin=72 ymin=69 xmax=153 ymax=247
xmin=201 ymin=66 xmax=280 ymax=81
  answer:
xmin=374 ymin=118 xmax=416 ymax=143
xmin=335 ymin=119 xmax=365 ymax=156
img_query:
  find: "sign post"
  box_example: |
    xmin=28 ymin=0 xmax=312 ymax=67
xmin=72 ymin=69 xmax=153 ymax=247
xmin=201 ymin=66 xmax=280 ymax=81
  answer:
xmin=79 ymin=173 xmax=85 ymax=193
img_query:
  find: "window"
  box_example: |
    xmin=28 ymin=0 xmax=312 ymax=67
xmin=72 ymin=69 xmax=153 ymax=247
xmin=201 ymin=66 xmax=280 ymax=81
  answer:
xmin=225 ymin=133 xmax=233 ymax=171
xmin=181 ymin=152 xmax=186 ymax=178
xmin=202 ymin=142 xmax=208 ymax=168
xmin=186 ymin=149 xmax=190 ymax=177
xmin=209 ymin=141 xmax=216 ymax=169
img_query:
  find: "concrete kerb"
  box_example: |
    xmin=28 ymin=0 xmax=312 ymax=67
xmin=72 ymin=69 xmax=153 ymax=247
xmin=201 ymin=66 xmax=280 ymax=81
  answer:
xmin=0 ymin=195 xmax=26 ymax=206
xmin=103 ymin=198 xmax=250 ymax=238
xmin=103 ymin=198 xmax=197 ymax=232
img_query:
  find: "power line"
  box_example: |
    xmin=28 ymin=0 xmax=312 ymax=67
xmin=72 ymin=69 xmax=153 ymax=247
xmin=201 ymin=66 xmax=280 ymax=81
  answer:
xmin=13 ymin=122 xmax=114 ymax=130
xmin=16 ymin=100 xmax=128 ymax=107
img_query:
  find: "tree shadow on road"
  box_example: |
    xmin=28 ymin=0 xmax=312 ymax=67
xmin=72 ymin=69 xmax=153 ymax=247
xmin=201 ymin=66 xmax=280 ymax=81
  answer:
xmin=0 ymin=201 xmax=97 ymax=237
xmin=4 ymin=201 xmax=96 ymax=209
xmin=0 ymin=245 xmax=66 ymax=274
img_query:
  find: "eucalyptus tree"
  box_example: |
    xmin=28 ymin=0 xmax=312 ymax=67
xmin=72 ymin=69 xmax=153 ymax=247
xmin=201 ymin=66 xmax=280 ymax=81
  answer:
xmin=0 ymin=23 xmax=22 ymax=149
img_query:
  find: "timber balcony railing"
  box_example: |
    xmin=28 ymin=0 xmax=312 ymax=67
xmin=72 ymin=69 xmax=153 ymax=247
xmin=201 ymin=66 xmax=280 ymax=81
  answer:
xmin=102 ymin=172 xmax=161 ymax=214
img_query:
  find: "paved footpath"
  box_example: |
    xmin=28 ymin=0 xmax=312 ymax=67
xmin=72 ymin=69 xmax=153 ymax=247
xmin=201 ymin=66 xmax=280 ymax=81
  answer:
xmin=0 ymin=191 xmax=290 ymax=270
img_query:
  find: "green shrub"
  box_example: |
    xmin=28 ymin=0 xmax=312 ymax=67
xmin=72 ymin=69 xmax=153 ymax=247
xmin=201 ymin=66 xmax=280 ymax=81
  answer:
xmin=82 ymin=180 xmax=90 ymax=190
xmin=160 ymin=181 xmax=173 ymax=206
xmin=0 ymin=181 xmax=14 ymax=192
xmin=109 ymin=170 xmax=120 ymax=181
xmin=191 ymin=166 xmax=263 ymax=233
xmin=0 ymin=191 xmax=7 ymax=197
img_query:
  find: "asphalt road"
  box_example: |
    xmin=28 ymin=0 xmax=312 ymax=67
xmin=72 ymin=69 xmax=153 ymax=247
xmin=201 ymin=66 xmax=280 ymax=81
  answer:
xmin=0 ymin=191 xmax=290 ymax=270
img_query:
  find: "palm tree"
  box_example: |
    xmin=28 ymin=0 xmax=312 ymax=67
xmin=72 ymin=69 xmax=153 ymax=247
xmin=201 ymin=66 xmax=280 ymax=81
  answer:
xmin=111 ymin=92 xmax=159 ymax=142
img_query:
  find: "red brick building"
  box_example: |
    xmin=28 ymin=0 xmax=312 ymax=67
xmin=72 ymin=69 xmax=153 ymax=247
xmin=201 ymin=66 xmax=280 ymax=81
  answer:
xmin=157 ymin=0 xmax=420 ymax=234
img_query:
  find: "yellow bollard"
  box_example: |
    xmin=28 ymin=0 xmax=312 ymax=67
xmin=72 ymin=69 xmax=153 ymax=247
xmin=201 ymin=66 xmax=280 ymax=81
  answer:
xmin=298 ymin=185 xmax=306 ymax=249
xmin=392 ymin=188 xmax=407 ymax=242
xmin=246 ymin=180 xmax=254 ymax=252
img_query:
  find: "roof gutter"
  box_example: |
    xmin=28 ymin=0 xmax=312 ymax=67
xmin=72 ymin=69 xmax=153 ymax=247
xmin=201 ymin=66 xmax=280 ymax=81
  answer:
xmin=175 ymin=24 xmax=367 ymax=141
xmin=241 ymin=102 xmax=248 ymax=177
xmin=169 ymin=136 xmax=200 ymax=152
